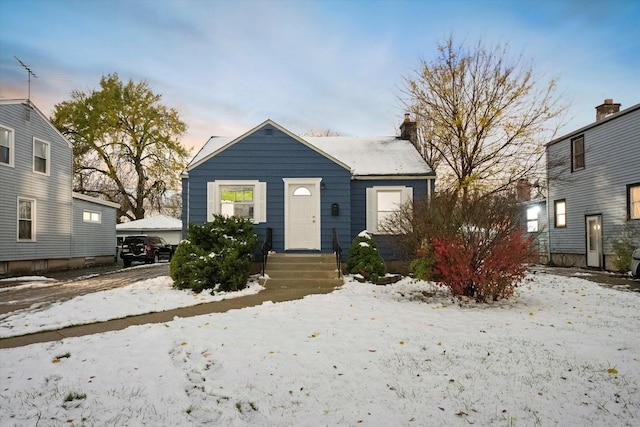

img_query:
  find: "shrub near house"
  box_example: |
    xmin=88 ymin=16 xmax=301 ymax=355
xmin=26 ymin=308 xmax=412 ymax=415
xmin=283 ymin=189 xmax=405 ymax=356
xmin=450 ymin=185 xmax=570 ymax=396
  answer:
xmin=398 ymin=191 xmax=531 ymax=302
xmin=347 ymin=231 xmax=387 ymax=283
xmin=170 ymin=215 xmax=258 ymax=293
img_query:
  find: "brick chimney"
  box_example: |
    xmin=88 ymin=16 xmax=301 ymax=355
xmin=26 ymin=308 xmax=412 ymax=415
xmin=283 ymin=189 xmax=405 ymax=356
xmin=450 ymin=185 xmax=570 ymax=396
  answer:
xmin=595 ymin=99 xmax=621 ymax=121
xmin=516 ymin=179 xmax=531 ymax=202
xmin=400 ymin=113 xmax=417 ymax=143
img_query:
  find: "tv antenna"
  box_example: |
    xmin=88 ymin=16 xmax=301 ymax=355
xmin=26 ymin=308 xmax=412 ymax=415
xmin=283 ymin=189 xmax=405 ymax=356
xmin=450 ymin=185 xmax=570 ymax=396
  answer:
xmin=14 ymin=56 xmax=38 ymax=102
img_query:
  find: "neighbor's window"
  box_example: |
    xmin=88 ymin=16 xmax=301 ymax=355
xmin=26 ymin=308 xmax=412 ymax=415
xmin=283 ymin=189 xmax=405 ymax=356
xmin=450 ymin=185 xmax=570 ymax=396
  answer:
xmin=571 ymin=135 xmax=585 ymax=171
xmin=527 ymin=206 xmax=539 ymax=232
xmin=629 ymin=183 xmax=640 ymax=220
xmin=1 ymin=124 xmax=14 ymax=167
xmin=33 ymin=138 xmax=50 ymax=175
xmin=207 ymin=180 xmax=266 ymax=223
xmin=366 ymin=186 xmax=413 ymax=233
xmin=554 ymin=199 xmax=566 ymax=228
xmin=83 ymin=210 xmax=101 ymax=223
xmin=18 ymin=197 xmax=36 ymax=241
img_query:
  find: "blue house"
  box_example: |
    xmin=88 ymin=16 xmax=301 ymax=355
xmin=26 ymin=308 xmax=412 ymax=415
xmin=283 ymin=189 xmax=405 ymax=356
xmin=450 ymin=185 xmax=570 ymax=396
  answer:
xmin=181 ymin=117 xmax=435 ymax=259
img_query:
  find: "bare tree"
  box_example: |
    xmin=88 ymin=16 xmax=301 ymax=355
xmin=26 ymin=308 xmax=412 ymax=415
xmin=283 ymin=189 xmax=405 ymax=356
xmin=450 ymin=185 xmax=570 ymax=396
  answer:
xmin=403 ymin=36 xmax=567 ymax=200
xmin=302 ymin=129 xmax=340 ymax=137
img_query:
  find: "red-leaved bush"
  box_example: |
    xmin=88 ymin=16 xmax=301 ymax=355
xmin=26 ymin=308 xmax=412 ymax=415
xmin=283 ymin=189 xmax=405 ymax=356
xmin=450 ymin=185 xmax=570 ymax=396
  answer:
xmin=433 ymin=231 xmax=531 ymax=302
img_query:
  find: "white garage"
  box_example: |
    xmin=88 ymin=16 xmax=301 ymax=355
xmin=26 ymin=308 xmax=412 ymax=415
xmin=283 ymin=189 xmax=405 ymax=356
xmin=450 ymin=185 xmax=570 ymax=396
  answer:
xmin=116 ymin=215 xmax=182 ymax=246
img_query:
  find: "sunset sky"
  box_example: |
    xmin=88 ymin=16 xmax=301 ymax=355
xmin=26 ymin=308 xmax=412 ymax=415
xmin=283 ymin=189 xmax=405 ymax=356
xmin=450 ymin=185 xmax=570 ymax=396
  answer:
xmin=1 ymin=0 xmax=639 ymax=153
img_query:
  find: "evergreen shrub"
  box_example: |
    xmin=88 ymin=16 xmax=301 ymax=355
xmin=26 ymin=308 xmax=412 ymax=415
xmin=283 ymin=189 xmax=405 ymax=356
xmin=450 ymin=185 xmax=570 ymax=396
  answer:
xmin=170 ymin=215 xmax=259 ymax=293
xmin=347 ymin=231 xmax=387 ymax=283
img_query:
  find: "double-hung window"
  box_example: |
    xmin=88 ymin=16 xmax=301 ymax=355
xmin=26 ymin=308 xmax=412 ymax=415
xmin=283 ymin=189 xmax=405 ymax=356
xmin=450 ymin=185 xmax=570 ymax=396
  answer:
xmin=33 ymin=138 xmax=50 ymax=175
xmin=554 ymin=199 xmax=566 ymax=228
xmin=207 ymin=180 xmax=267 ymax=223
xmin=1 ymin=124 xmax=14 ymax=167
xmin=526 ymin=206 xmax=540 ymax=232
xmin=571 ymin=136 xmax=585 ymax=172
xmin=628 ymin=183 xmax=640 ymax=220
xmin=18 ymin=197 xmax=36 ymax=241
xmin=366 ymin=186 xmax=413 ymax=234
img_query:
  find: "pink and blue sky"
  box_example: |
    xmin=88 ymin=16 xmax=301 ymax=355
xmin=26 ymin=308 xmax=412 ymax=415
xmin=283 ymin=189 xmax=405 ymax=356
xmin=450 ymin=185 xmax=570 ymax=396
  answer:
xmin=1 ymin=0 xmax=639 ymax=152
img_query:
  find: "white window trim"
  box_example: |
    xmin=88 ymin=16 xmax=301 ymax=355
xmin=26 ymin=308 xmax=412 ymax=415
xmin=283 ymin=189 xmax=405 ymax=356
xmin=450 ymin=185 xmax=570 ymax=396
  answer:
xmin=207 ymin=180 xmax=267 ymax=223
xmin=17 ymin=197 xmax=36 ymax=242
xmin=555 ymin=200 xmax=566 ymax=228
xmin=526 ymin=206 xmax=539 ymax=233
xmin=33 ymin=137 xmax=50 ymax=176
xmin=0 ymin=124 xmax=15 ymax=168
xmin=366 ymin=186 xmax=413 ymax=234
xmin=83 ymin=210 xmax=102 ymax=223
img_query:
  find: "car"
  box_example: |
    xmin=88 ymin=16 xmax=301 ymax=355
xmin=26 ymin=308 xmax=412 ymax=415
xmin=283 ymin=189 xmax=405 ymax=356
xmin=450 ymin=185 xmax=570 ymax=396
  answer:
xmin=632 ymin=246 xmax=640 ymax=279
xmin=119 ymin=235 xmax=174 ymax=267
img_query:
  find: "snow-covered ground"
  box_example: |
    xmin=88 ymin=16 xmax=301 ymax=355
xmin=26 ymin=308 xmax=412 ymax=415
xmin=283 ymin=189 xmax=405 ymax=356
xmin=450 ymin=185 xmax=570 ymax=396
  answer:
xmin=0 ymin=276 xmax=264 ymax=338
xmin=1 ymin=272 xmax=639 ymax=426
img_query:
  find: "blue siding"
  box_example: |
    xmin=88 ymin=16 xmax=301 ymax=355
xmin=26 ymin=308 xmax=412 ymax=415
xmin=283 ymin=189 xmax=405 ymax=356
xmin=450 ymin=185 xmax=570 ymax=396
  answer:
xmin=185 ymin=125 xmax=352 ymax=253
xmin=350 ymin=178 xmax=430 ymax=259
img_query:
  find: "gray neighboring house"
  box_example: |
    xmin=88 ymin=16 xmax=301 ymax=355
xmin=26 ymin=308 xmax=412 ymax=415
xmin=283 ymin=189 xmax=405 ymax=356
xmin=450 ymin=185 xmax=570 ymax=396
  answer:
xmin=116 ymin=215 xmax=183 ymax=246
xmin=546 ymin=99 xmax=640 ymax=270
xmin=0 ymin=100 xmax=119 ymax=275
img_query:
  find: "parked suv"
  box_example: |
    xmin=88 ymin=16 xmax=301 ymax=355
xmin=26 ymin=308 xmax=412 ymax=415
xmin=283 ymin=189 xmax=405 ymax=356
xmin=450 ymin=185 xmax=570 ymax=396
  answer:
xmin=120 ymin=235 xmax=174 ymax=267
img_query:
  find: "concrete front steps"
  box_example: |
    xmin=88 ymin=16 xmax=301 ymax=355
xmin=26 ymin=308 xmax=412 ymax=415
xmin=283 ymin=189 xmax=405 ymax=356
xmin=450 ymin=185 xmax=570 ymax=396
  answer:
xmin=262 ymin=253 xmax=344 ymax=289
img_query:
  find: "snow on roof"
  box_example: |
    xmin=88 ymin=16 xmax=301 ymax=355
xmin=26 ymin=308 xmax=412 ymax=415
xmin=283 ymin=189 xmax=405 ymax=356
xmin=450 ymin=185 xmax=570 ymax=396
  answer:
xmin=188 ymin=131 xmax=434 ymax=177
xmin=116 ymin=215 xmax=182 ymax=231
xmin=306 ymin=136 xmax=433 ymax=176
xmin=188 ymin=136 xmax=235 ymax=168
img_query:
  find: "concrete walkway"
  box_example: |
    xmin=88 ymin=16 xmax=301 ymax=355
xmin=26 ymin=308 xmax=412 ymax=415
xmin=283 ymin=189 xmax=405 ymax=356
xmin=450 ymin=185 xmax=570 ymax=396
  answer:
xmin=2 ymin=264 xmax=637 ymax=350
xmin=0 ymin=281 xmax=337 ymax=349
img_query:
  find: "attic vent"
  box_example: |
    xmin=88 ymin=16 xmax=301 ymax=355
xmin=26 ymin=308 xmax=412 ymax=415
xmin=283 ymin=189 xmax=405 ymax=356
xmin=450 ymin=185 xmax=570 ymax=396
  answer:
xmin=265 ymin=128 xmax=273 ymax=136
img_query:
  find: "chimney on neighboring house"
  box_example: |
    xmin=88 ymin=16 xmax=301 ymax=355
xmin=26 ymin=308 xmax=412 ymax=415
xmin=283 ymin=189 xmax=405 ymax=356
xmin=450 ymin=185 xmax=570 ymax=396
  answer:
xmin=595 ymin=98 xmax=621 ymax=121
xmin=399 ymin=113 xmax=418 ymax=143
xmin=516 ymin=179 xmax=531 ymax=202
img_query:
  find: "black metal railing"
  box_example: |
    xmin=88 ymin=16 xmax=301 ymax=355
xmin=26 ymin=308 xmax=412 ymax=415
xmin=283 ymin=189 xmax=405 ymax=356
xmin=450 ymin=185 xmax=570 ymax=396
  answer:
xmin=261 ymin=228 xmax=273 ymax=277
xmin=332 ymin=228 xmax=342 ymax=278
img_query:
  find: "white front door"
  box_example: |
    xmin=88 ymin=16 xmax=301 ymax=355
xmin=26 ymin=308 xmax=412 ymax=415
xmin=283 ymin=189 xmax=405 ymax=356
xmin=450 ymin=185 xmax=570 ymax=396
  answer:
xmin=284 ymin=178 xmax=321 ymax=250
xmin=586 ymin=215 xmax=602 ymax=268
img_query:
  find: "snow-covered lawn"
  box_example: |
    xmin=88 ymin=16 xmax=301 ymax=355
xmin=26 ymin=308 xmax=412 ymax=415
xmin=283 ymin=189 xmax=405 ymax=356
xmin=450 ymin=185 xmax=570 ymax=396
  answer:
xmin=1 ymin=273 xmax=639 ymax=426
xmin=0 ymin=276 xmax=264 ymax=338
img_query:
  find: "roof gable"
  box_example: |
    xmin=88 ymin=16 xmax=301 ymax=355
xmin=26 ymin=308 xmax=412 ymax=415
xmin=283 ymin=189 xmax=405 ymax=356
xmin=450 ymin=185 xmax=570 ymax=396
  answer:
xmin=186 ymin=119 xmax=434 ymax=177
xmin=187 ymin=119 xmax=350 ymax=172
xmin=0 ymin=99 xmax=73 ymax=149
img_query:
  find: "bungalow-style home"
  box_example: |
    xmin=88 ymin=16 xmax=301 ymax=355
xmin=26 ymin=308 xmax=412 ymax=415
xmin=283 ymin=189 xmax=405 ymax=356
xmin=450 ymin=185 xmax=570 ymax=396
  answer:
xmin=116 ymin=215 xmax=183 ymax=246
xmin=181 ymin=117 xmax=435 ymax=260
xmin=546 ymin=99 xmax=640 ymax=270
xmin=0 ymin=100 xmax=119 ymax=275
